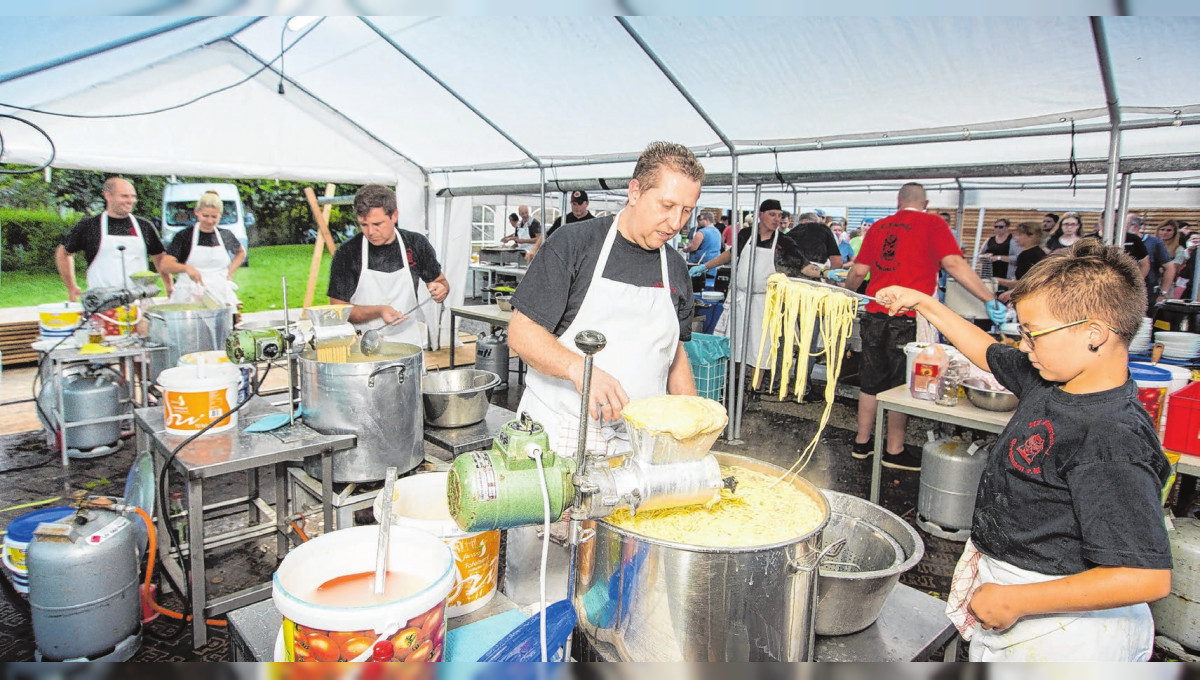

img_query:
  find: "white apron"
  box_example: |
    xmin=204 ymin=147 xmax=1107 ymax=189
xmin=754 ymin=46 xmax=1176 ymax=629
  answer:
xmin=947 ymin=539 xmax=1154 ymax=662
xmin=86 ymin=212 xmax=149 ymax=290
xmin=516 ymin=210 xmax=680 ymax=455
xmin=350 ymin=228 xmax=425 ymax=348
xmin=504 ymin=211 xmax=679 ymax=606
xmin=169 ymin=227 xmax=239 ymax=307
xmin=715 ymin=229 xmax=778 ymax=368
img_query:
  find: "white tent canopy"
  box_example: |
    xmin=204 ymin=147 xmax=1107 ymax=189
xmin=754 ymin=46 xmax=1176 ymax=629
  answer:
xmin=4 ymin=14 xmax=1200 ymax=439
xmin=3 ymin=16 xmax=1200 ymax=191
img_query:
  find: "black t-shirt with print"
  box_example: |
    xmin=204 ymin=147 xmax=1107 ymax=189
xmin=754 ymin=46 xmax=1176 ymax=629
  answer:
xmin=1013 ymin=245 xmax=1048 ymax=280
xmin=970 ymin=344 xmax=1172 ymax=575
xmin=510 ymin=215 xmax=693 ymax=342
xmin=166 ymin=227 xmax=242 ymax=264
xmin=60 ymin=214 xmax=165 ymax=266
xmin=326 ymin=230 xmax=443 ymax=302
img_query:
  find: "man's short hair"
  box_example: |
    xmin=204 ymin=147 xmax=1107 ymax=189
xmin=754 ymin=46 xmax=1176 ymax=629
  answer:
xmin=1044 ymin=213 xmax=1060 ymax=223
xmin=354 ymin=184 xmax=397 ymax=217
xmin=698 ymin=212 xmax=713 ymax=224
xmin=995 ymin=218 xmax=1011 ymax=228
xmin=1010 ymin=239 xmax=1145 ymax=345
xmin=509 ymin=212 xmax=519 ymax=222
xmin=631 ymin=141 xmax=705 ymax=192
xmin=798 ymin=212 xmax=822 ymax=223
xmin=897 ymin=182 xmax=926 ymax=206
xmin=1128 ymin=215 xmax=1144 ymax=228
xmin=103 ymin=177 xmax=129 ymax=194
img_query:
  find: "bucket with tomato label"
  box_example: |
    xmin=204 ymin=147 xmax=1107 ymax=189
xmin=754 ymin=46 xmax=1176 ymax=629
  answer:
xmin=374 ymin=471 xmax=501 ymax=617
xmin=272 ymin=524 xmax=454 ymax=662
xmin=1130 ymin=363 xmax=1173 ymax=431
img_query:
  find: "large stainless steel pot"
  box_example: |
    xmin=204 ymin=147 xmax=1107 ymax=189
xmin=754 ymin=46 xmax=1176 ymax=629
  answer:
xmin=574 ymin=452 xmax=833 ymax=661
xmin=299 ymin=342 xmax=424 ymax=483
xmin=146 ymin=304 xmax=234 ymax=380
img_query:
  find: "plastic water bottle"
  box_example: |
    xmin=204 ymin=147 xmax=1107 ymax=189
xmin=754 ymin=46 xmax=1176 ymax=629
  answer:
xmin=911 ymin=344 xmax=949 ymax=401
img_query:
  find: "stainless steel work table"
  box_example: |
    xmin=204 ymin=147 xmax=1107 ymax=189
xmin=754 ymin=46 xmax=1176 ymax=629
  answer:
xmin=871 ymin=385 xmax=1013 ymax=503
xmin=41 ymin=339 xmax=168 ymax=465
xmin=423 ymin=403 xmax=518 ymax=456
xmin=133 ymin=397 xmax=357 ymax=649
xmin=225 ymin=581 xmax=955 ymax=662
xmin=469 ymin=263 xmax=527 ymax=302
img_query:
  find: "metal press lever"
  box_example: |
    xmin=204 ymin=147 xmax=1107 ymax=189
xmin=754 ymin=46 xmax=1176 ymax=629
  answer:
xmin=573 ymin=330 xmax=607 ymax=471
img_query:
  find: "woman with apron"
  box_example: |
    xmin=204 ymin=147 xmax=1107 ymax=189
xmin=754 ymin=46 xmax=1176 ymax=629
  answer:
xmin=160 ymin=190 xmax=244 ymax=307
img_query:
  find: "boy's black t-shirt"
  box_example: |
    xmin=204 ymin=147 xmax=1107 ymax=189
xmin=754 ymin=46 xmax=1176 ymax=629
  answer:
xmin=510 ymin=215 xmax=693 ymax=342
xmin=971 ymin=344 xmax=1172 ymax=575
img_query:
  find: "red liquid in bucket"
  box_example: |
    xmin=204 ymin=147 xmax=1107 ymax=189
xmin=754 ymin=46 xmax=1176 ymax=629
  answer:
xmin=311 ymin=570 xmax=431 ymax=607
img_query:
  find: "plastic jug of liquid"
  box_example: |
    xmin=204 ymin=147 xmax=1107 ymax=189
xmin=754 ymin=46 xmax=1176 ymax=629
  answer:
xmin=911 ymin=344 xmax=949 ymax=401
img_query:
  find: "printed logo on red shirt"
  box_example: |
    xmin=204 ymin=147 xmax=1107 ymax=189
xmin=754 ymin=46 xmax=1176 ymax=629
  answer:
xmin=1008 ymin=419 xmax=1055 ymax=474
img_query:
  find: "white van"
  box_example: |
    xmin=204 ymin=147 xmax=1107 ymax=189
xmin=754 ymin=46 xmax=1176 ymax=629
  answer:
xmin=161 ymin=182 xmax=255 ymax=265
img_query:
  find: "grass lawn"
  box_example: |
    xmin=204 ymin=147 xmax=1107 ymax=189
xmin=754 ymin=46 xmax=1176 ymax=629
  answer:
xmin=0 ymin=245 xmax=332 ymax=313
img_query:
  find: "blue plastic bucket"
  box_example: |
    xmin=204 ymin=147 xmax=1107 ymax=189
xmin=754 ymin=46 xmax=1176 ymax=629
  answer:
xmin=4 ymin=506 xmax=75 ymax=594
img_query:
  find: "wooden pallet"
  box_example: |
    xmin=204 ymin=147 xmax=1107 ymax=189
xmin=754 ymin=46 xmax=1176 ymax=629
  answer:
xmin=0 ymin=321 xmax=40 ymax=366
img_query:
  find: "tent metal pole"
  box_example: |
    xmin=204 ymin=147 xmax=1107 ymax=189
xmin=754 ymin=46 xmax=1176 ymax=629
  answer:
xmin=228 ymin=40 xmax=426 ymax=174
xmin=973 ymin=209 xmax=987 ymax=271
xmin=954 ymin=179 xmax=966 ymax=244
xmin=434 ymin=153 xmax=1200 ymax=198
xmin=725 ymin=156 xmax=741 ymax=443
xmin=427 ymin=115 xmax=1200 ymax=176
xmin=362 ymin=17 xmax=541 ymax=170
xmin=0 ymin=17 xmax=217 ymax=85
xmin=733 ymin=184 xmax=763 ymax=441
xmin=1117 ymin=172 xmax=1133 ymax=247
xmin=1091 ymin=16 xmax=1123 ymax=244
xmin=612 ymin=17 xmax=748 ymax=440
xmin=540 ymin=166 xmax=547 ymax=255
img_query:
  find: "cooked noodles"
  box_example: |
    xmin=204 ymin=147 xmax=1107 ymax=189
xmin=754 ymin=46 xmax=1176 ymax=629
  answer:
xmin=754 ymin=274 xmax=859 ymax=482
xmin=606 ymin=464 xmax=824 ymax=547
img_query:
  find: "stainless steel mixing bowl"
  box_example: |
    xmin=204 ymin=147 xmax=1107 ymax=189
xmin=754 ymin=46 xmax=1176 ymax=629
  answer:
xmin=963 ymin=381 xmax=1019 ymax=412
xmin=422 ymin=369 xmax=501 ymax=428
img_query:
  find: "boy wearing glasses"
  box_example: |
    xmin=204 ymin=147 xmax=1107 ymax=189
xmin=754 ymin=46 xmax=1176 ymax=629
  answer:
xmin=876 ymin=239 xmax=1171 ymax=661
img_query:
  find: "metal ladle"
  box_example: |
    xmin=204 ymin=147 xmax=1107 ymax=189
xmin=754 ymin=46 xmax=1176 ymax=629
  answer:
xmin=361 ymin=300 xmax=431 ymax=356
xmin=374 ymin=466 xmax=399 ymax=595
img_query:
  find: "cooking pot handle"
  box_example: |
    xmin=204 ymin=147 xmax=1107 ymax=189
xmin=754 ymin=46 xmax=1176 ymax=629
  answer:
xmin=145 ymin=311 xmax=164 ymax=322
xmin=787 ymin=538 xmax=846 ymax=662
xmin=788 ymin=538 xmax=846 ymax=575
xmin=367 ymin=362 xmax=406 ymax=388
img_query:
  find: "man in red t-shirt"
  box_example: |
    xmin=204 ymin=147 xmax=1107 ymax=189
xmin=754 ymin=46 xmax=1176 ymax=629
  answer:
xmin=842 ymin=183 xmax=1000 ymax=471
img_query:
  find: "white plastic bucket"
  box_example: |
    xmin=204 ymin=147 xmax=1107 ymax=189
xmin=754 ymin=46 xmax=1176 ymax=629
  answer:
xmin=1130 ymin=363 xmax=1173 ymax=431
xmin=38 ymin=302 xmax=83 ymax=337
xmin=179 ymin=351 xmax=255 ymax=404
xmin=272 ymin=525 xmax=454 ymax=662
xmin=373 ymin=471 xmax=501 ymax=617
xmin=157 ymin=364 xmax=241 ymax=436
xmin=1131 ymin=362 xmax=1191 ymax=435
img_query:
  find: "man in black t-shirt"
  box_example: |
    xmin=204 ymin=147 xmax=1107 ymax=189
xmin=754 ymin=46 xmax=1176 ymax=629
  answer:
xmin=327 ymin=185 xmax=449 ymax=347
xmin=509 ymin=142 xmax=703 ymax=435
xmin=775 ymin=212 xmax=844 ymax=277
xmin=503 ymin=205 xmax=543 ymax=262
xmin=545 ymin=190 xmax=595 ymax=240
xmin=56 ymin=177 xmax=171 ymax=300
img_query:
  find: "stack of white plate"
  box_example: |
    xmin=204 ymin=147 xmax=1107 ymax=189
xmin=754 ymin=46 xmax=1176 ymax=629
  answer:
xmin=1155 ymin=331 xmax=1200 ymax=360
xmin=1129 ymin=318 xmax=1153 ymax=354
